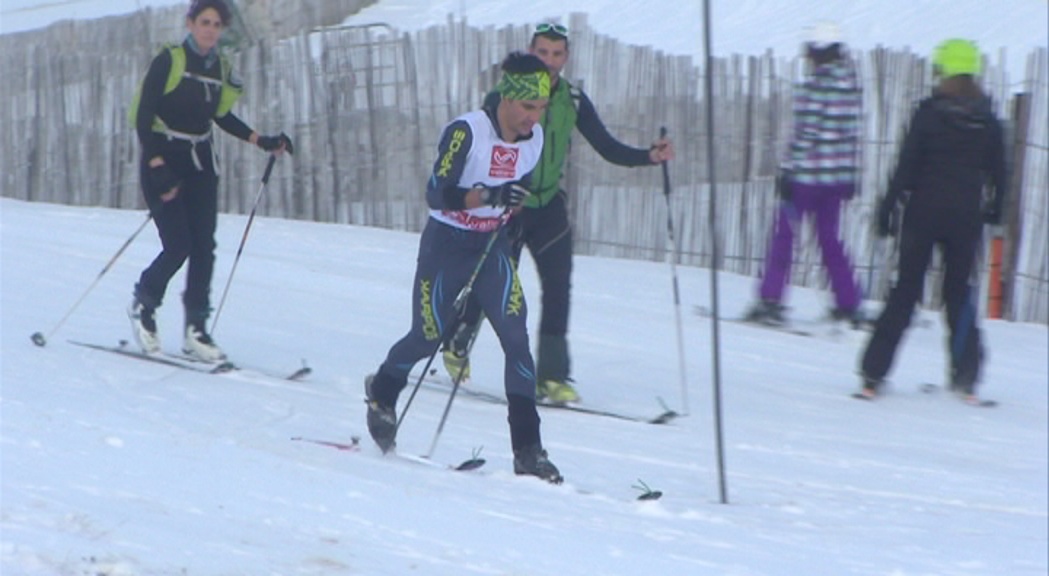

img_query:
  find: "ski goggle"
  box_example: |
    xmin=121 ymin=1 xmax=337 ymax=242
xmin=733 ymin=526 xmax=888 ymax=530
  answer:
xmin=534 ymin=23 xmax=569 ymax=38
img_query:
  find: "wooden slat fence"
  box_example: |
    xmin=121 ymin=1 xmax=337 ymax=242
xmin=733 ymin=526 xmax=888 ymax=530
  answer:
xmin=1 ymin=11 xmax=1045 ymax=322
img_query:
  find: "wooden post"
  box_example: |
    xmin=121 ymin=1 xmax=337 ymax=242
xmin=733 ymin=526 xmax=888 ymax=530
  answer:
xmin=987 ymin=233 xmax=1004 ymax=318
xmin=1002 ymin=92 xmax=1031 ymax=321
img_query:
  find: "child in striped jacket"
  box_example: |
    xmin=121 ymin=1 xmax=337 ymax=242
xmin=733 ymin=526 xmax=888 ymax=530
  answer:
xmin=746 ymin=21 xmax=865 ymax=327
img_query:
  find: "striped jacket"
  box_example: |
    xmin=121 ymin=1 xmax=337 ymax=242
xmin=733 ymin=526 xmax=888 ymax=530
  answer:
xmin=785 ymin=57 xmax=862 ymax=186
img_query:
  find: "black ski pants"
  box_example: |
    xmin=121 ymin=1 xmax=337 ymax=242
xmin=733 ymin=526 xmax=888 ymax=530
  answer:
xmin=861 ymin=203 xmax=984 ymax=387
xmin=135 ymin=148 xmax=219 ymax=318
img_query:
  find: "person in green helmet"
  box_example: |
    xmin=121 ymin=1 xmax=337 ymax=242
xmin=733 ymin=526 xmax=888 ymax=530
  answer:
xmin=858 ymin=38 xmax=1007 ymax=404
xmin=127 ymin=0 xmax=293 ymax=363
xmin=441 ymin=22 xmax=675 ymax=405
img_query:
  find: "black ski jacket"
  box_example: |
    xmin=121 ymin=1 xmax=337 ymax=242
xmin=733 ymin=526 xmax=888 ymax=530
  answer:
xmin=886 ymin=91 xmax=1007 ymax=219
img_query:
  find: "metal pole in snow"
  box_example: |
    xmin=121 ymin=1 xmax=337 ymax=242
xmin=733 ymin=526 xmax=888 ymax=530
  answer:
xmin=702 ymin=0 xmax=729 ymax=505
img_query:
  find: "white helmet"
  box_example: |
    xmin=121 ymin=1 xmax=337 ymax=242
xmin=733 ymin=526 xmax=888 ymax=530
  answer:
xmin=805 ymin=21 xmax=843 ymax=48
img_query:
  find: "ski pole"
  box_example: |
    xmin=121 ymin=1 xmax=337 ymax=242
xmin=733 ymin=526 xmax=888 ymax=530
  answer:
xmin=425 ymin=300 xmax=492 ymax=458
xmin=211 ymin=153 xmax=278 ymax=334
xmin=396 ymin=210 xmax=511 ymax=440
xmin=30 ymin=213 xmax=153 ymax=347
xmin=659 ymin=126 xmax=689 ymax=416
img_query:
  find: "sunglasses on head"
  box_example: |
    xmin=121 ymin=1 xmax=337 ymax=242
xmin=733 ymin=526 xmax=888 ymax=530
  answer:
xmin=534 ymin=23 xmax=568 ymax=37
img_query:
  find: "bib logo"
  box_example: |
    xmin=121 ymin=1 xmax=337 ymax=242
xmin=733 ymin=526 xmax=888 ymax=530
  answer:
xmin=505 ymin=258 xmax=524 ymax=317
xmin=419 ymin=279 xmax=439 ymax=341
xmin=489 ymin=146 xmax=519 ymax=179
xmin=437 ymin=128 xmax=467 ymax=178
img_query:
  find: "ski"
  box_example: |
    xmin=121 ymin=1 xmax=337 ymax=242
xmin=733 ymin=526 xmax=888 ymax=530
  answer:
xmin=694 ymin=304 xmax=932 ymax=331
xmin=919 ymin=383 xmax=998 ymax=407
xmin=291 ymin=436 xmax=662 ymax=500
xmin=397 ymin=452 xmax=487 ymax=472
xmin=415 ymin=373 xmax=677 ymax=425
xmin=291 ymin=435 xmax=361 ymax=452
xmin=693 ymin=305 xmax=815 ymax=337
xmin=292 ymin=435 xmax=485 ymax=471
xmin=70 ymin=339 xmax=311 ymax=381
xmin=852 ymin=384 xmax=997 ymax=407
xmin=70 ymin=339 xmax=236 ymax=374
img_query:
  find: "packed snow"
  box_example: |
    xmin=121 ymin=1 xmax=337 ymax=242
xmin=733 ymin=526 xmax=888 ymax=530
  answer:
xmin=2 ymin=0 xmax=1048 ymax=574
xmin=2 ymin=197 xmax=1046 ymax=574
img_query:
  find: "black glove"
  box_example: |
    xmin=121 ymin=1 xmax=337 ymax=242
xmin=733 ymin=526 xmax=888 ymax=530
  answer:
xmin=256 ymin=132 xmax=294 ymax=155
xmin=876 ymin=196 xmax=899 ymax=238
xmin=982 ymin=204 xmax=1002 ymax=225
xmin=775 ymin=170 xmax=793 ymax=202
xmin=147 ymin=163 xmax=179 ymax=199
xmin=479 ymin=182 xmax=531 ymax=208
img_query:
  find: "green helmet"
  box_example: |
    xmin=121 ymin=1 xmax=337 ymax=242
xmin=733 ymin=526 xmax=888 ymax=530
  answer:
xmin=933 ymin=39 xmax=981 ymax=77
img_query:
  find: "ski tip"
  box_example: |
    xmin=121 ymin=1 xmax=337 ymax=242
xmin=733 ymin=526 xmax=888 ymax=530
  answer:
xmin=637 ymin=490 xmax=663 ymax=501
xmin=455 ymin=457 xmax=486 ymax=471
xmin=960 ymin=395 xmax=998 ymax=408
xmin=210 ymin=362 xmax=238 ymax=374
xmin=288 ymin=366 xmax=312 ymax=380
xmin=649 ymin=411 xmax=678 ymax=425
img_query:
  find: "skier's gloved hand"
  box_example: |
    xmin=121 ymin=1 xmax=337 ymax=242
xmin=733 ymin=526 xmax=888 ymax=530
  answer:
xmin=876 ymin=195 xmax=898 ymax=238
xmin=776 ymin=169 xmax=793 ymax=202
xmin=257 ymin=132 xmax=294 ymax=155
xmin=480 ymin=181 xmax=531 ymax=208
xmin=147 ymin=163 xmax=180 ymax=201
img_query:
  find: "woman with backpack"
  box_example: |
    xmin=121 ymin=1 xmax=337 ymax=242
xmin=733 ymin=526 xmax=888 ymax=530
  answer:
xmin=127 ymin=0 xmax=292 ymax=362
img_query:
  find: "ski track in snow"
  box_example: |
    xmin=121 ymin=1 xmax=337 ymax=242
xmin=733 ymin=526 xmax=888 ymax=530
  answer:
xmin=2 ymin=192 xmax=1046 ymax=575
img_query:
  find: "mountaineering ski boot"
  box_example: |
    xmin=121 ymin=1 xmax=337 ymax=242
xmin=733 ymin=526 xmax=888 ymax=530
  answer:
xmin=855 ymin=374 xmax=884 ymax=400
xmin=365 ymin=374 xmax=397 ymax=453
xmin=537 ymin=379 xmax=580 ymax=404
xmin=442 ymin=319 xmax=479 ymax=382
xmin=513 ymin=444 xmax=563 ymax=484
xmin=830 ymin=306 xmax=870 ymax=330
xmin=181 ymin=305 xmax=226 ymax=363
xmin=535 ymin=334 xmax=576 ymax=403
xmin=127 ymin=297 xmax=160 ymax=354
xmin=442 ymin=348 xmax=471 ymax=383
xmin=182 ymin=321 xmax=227 ymax=363
xmin=744 ymin=300 xmax=787 ymax=326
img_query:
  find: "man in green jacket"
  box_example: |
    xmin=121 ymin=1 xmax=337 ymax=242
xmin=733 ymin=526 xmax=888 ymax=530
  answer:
xmin=443 ymin=22 xmax=675 ymax=404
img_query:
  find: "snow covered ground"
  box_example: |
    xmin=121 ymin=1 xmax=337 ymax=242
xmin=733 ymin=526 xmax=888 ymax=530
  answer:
xmin=2 ymin=196 xmax=1046 ymax=575
xmin=2 ymin=0 xmax=1047 ymax=574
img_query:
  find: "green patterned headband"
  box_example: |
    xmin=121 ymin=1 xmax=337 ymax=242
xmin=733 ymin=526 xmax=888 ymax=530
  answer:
xmin=496 ymin=70 xmax=551 ymax=101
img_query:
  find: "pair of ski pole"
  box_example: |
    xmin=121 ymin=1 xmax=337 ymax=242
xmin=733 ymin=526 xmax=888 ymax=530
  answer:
xmin=395 ymin=210 xmax=513 ymax=458
xmin=31 ymin=154 xmax=280 ymax=347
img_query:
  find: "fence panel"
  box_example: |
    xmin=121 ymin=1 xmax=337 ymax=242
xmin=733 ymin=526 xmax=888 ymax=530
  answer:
xmin=1 ymin=13 xmax=1045 ymax=322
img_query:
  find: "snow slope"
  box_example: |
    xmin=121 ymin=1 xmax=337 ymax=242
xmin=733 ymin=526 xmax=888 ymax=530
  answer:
xmin=2 ymin=197 xmax=1046 ymax=575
